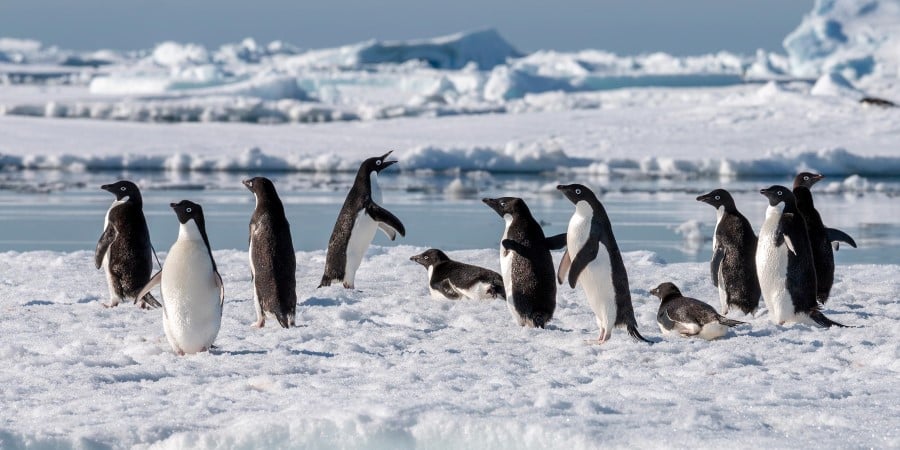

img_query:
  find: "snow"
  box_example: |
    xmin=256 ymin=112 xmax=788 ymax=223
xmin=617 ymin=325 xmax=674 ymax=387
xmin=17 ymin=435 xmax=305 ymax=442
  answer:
xmin=0 ymin=246 xmax=896 ymax=448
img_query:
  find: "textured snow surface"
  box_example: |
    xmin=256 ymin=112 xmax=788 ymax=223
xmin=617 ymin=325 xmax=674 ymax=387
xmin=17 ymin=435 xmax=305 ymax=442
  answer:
xmin=0 ymin=247 xmax=896 ymax=448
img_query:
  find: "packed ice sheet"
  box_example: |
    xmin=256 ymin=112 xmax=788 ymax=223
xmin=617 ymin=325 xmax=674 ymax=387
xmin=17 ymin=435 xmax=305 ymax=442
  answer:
xmin=0 ymin=246 xmax=895 ymax=448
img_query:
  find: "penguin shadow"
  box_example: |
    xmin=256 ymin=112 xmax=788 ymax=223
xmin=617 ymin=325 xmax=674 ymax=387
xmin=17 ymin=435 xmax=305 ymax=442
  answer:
xmin=300 ymin=296 xmax=359 ymax=308
xmin=23 ymin=299 xmax=54 ymax=307
xmin=544 ymin=324 xmax=574 ymax=333
xmin=288 ymin=349 xmax=336 ymax=358
xmin=77 ymin=295 xmax=101 ymax=304
xmin=210 ymin=348 xmax=267 ymax=356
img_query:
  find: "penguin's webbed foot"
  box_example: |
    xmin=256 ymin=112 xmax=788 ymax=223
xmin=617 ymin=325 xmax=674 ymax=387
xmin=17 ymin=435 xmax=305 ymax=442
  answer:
xmin=342 ymin=281 xmax=355 ymax=289
xmin=251 ymin=318 xmax=265 ymax=328
xmin=102 ymin=300 xmax=120 ymax=308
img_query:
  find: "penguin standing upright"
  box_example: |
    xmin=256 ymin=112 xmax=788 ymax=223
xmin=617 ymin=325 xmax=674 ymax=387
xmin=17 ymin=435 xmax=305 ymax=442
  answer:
xmin=793 ymin=172 xmax=857 ymax=304
xmin=755 ymin=186 xmax=848 ymax=328
xmin=95 ymin=180 xmax=161 ymax=309
xmin=410 ymin=248 xmax=505 ymax=300
xmin=556 ymin=184 xmax=650 ymax=343
xmin=482 ymin=197 xmax=565 ymax=328
xmin=319 ymin=151 xmax=406 ymax=289
xmin=244 ymin=177 xmax=296 ymax=328
xmin=650 ymin=282 xmax=746 ymax=340
xmin=137 ymin=201 xmax=224 ymax=355
xmin=696 ymin=189 xmax=761 ymax=315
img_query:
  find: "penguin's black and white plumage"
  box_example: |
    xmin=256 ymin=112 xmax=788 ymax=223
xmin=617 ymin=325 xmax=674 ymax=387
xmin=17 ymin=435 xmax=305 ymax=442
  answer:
xmin=244 ymin=177 xmax=296 ymax=328
xmin=137 ymin=201 xmax=224 ymax=355
xmin=95 ymin=180 xmax=161 ymax=309
xmin=755 ymin=186 xmax=849 ymax=328
xmin=696 ymin=189 xmax=761 ymax=315
xmin=483 ymin=197 xmax=565 ymax=328
xmin=556 ymin=184 xmax=650 ymax=344
xmin=410 ymin=248 xmax=505 ymax=301
xmin=650 ymin=282 xmax=746 ymax=340
xmin=319 ymin=151 xmax=406 ymax=289
xmin=793 ymin=172 xmax=857 ymax=304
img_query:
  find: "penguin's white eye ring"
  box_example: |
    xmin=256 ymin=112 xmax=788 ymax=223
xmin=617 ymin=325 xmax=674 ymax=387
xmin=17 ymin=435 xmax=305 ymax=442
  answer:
xmin=575 ymin=189 xmax=581 ymax=195
xmin=376 ymin=160 xmax=382 ymax=166
xmin=803 ymin=176 xmax=810 ymax=180
xmin=500 ymin=202 xmax=506 ymax=207
xmin=186 ymin=207 xmax=192 ymax=213
xmin=715 ymin=195 xmax=720 ymax=200
xmin=120 ymin=186 xmax=126 ymax=191
xmin=424 ymin=256 xmax=429 ymax=259
xmin=777 ymin=191 xmax=783 ymax=196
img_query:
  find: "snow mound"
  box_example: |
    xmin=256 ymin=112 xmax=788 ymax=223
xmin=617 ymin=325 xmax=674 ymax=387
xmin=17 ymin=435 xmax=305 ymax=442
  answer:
xmin=784 ymin=0 xmax=900 ymax=78
xmin=810 ymin=72 xmax=865 ymax=99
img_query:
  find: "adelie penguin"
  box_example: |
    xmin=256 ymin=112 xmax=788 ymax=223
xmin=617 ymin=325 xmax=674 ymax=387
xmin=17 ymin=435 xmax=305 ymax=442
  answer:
xmin=244 ymin=177 xmax=297 ymax=328
xmin=793 ymin=172 xmax=857 ymax=304
xmin=410 ymin=248 xmax=505 ymax=301
xmin=696 ymin=189 xmax=761 ymax=315
xmin=95 ymin=180 xmax=161 ymax=309
xmin=556 ymin=184 xmax=650 ymax=344
xmin=755 ymin=186 xmax=850 ymax=328
xmin=650 ymin=282 xmax=746 ymax=340
xmin=137 ymin=201 xmax=224 ymax=355
xmin=319 ymin=151 xmax=406 ymax=289
xmin=483 ymin=197 xmax=565 ymax=328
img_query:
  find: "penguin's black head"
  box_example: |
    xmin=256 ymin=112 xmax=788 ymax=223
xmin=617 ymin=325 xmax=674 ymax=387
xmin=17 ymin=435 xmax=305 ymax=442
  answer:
xmin=242 ymin=176 xmax=277 ymax=196
xmin=101 ymin=180 xmax=141 ymax=202
xmin=410 ymin=249 xmax=450 ymax=268
xmin=650 ymin=282 xmax=681 ymax=301
xmin=482 ymin=197 xmax=526 ymax=217
xmin=759 ymin=185 xmax=795 ymax=207
xmin=696 ymin=188 xmax=734 ymax=209
xmin=360 ymin=151 xmax=398 ymax=175
xmin=170 ymin=200 xmax=204 ymax=224
xmin=557 ymin=183 xmax=598 ymax=205
xmin=793 ymin=172 xmax=824 ymax=189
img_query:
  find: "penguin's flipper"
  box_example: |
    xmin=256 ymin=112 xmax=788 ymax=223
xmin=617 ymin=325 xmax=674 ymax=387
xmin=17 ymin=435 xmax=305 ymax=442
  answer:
xmin=557 ymin=250 xmax=571 ymax=285
xmin=135 ymin=271 xmax=162 ymax=303
xmin=568 ymin=219 xmax=602 ymax=289
xmin=432 ymin=279 xmax=461 ymax=300
xmin=826 ymin=228 xmax=857 ymax=249
xmin=808 ymin=310 xmax=851 ymax=328
xmin=545 ymin=233 xmax=567 ymax=250
xmin=710 ymin=247 xmax=724 ymax=288
xmin=94 ymin=226 xmax=115 ymax=269
xmin=214 ymin=271 xmax=225 ymax=306
xmin=783 ymin=234 xmax=797 ymax=256
xmin=717 ymin=316 xmax=746 ymax=327
xmin=366 ymin=202 xmax=406 ymax=239
xmin=501 ymin=239 xmax=531 ymax=257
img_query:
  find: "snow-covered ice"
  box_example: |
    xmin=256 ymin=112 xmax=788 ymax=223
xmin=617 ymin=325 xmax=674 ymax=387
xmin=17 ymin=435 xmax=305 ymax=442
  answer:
xmin=0 ymin=246 xmax=896 ymax=448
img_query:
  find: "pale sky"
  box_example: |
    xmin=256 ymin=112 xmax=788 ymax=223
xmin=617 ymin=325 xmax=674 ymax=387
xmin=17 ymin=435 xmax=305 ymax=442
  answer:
xmin=0 ymin=0 xmax=812 ymax=54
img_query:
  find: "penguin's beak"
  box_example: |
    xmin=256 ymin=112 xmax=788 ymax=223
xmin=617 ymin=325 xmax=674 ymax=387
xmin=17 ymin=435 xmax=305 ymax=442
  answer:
xmin=242 ymin=179 xmax=253 ymax=190
xmin=696 ymin=192 xmax=712 ymax=203
xmin=409 ymin=255 xmax=424 ymax=266
xmin=169 ymin=202 xmax=178 ymax=208
xmin=101 ymin=184 xmax=114 ymax=193
xmin=650 ymin=287 xmax=659 ymax=297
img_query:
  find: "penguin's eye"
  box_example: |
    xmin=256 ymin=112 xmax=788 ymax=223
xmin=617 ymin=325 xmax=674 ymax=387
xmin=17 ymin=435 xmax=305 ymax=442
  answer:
xmin=714 ymin=195 xmax=720 ymax=200
xmin=120 ymin=186 xmax=126 ymax=191
xmin=777 ymin=191 xmax=783 ymax=196
xmin=424 ymin=256 xmax=429 ymax=260
xmin=186 ymin=207 xmax=192 ymax=213
xmin=803 ymin=176 xmax=809 ymax=181
xmin=575 ymin=188 xmax=581 ymax=195
xmin=500 ymin=202 xmax=506 ymax=207
xmin=376 ymin=160 xmax=382 ymax=166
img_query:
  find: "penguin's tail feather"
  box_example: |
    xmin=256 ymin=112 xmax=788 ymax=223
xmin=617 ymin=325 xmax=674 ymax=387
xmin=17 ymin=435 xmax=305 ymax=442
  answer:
xmin=138 ymin=293 xmax=162 ymax=309
xmin=529 ymin=312 xmax=550 ymax=329
xmin=317 ymin=276 xmax=332 ymax=289
xmin=809 ymin=310 xmax=853 ymax=328
xmin=275 ymin=312 xmax=291 ymax=329
xmin=717 ymin=317 xmax=746 ymax=328
xmin=626 ymin=323 xmax=653 ymax=344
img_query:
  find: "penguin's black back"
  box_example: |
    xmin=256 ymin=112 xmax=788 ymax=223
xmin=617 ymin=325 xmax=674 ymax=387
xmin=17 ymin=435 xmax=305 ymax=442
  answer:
xmin=432 ymin=260 xmax=505 ymax=298
xmin=780 ymin=208 xmax=819 ymax=315
xmin=506 ymin=208 xmax=556 ymax=327
xmin=658 ymin=296 xmax=720 ymax=328
xmin=250 ymin=192 xmax=297 ymax=328
xmin=105 ymin=202 xmax=154 ymax=298
xmin=715 ymin=209 xmax=762 ymax=314
xmin=321 ymin=170 xmax=371 ymax=285
xmin=793 ymin=186 xmax=834 ymax=303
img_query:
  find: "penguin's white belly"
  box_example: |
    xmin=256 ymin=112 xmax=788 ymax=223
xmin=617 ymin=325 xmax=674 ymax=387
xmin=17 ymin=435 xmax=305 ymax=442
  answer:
xmin=716 ymin=264 xmax=728 ymax=313
xmin=567 ymin=211 xmax=616 ymax=334
xmin=698 ymin=322 xmax=728 ymax=340
xmin=499 ymin=219 xmax=525 ymax=324
xmin=756 ymin=220 xmax=794 ymax=325
xmin=162 ymin=240 xmax=221 ymax=354
xmin=344 ymin=210 xmax=379 ymax=284
xmin=455 ymin=281 xmax=495 ymax=300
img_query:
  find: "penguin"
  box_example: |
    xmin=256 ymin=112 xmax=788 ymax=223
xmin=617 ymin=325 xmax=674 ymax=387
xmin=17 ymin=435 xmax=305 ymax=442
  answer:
xmin=410 ymin=248 xmax=505 ymax=300
xmin=319 ymin=151 xmax=406 ymax=289
xmin=556 ymin=184 xmax=651 ymax=344
xmin=95 ymin=180 xmax=161 ymax=309
xmin=793 ymin=172 xmax=858 ymax=304
xmin=137 ymin=201 xmax=224 ymax=355
xmin=696 ymin=189 xmax=761 ymax=315
xmin=482 ymin=197 xmax=565 ymax=328
xmin=755 ymin=186 xmax=849 ymax=328
xmin=244 ymin=177 xmax=296 ymax=328
xmin=650 ymin=282 xmax=746 ymax=340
